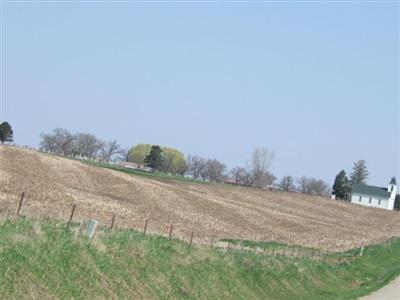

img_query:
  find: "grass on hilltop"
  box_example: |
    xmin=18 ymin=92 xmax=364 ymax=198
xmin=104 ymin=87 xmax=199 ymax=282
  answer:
xmin=0 ymin=218 xmax=399 ymax=299
xmin=73 ymin=158 xmax=210 ymax=184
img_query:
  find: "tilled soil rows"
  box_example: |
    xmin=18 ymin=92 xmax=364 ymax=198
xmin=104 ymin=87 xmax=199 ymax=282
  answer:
xmin=1 ymin=145 xmax=399 ymax=251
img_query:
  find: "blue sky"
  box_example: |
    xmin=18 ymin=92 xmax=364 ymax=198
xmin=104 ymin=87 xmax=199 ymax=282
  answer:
xmin=2 ymin=2 xmax=399 ymax=186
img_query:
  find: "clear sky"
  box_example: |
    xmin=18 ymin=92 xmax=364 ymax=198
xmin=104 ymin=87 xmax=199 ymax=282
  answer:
xmin=2 ymin=1 xmax=399 ymax=186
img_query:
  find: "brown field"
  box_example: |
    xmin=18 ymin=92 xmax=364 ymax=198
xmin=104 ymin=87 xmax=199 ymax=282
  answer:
xmin=1 ymin=145 xmax=399 ymax=251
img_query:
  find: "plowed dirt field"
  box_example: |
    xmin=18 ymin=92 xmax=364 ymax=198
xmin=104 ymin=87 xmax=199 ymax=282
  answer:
xmin=1 ymin=145 xmax=399 ymax=251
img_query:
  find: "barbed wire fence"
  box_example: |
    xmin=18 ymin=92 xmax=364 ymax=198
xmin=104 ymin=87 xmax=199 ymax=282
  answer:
xmin=2 ymin=189 xmax=378 ymax=269
xmin=2 ymin=144 xmax=395 ymax=269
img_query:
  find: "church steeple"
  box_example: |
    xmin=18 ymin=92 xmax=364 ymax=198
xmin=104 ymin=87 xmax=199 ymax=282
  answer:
xmin=387 ymin=177 xmax=397 ymax=210
xmin=388 ymin=177 xmax=397 ymax=193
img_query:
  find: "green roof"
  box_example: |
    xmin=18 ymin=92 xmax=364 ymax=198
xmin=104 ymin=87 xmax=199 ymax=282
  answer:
xmin=352 ymin=183 xmax=390 ymax=199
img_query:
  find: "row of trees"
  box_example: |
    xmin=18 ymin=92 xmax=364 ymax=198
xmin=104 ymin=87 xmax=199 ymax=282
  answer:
xmin=185 ymin=147 xmax=275 ymax=185
xmin=127 ymin=144 xmax=188 ymax=175
xmin=40 ymin=128 xmax=125 ymax=163
xmin=226 ymin=147 xmax=275 ymax=187
xmin=3 ymin=122 xmax=395 ymax=201
xmin=127 ymin=144 xmax=228 ymax=183
xmin=183 ymin=147 xmax=330 ymax=196
xmin=127 ymin=144 xmax=226 ymax=181
xmin=186 ymin=155 xmax=227 ymax=182
xmin=227 ymin=147 xmax=330 ymax=196
xmin=0 ymin=122 xmax=13 ymax=144
xmin=332 ymin=160 xmax=369 ymax=201
xmin=39 ymin=129 xmax=331 ymax=196
xmin=128 ymin=145 xmax=275 ymax=186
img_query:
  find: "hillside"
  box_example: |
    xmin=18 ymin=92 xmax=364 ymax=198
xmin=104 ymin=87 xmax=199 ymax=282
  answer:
xmin=1 ymin=219 xmax=400 ymax=299
xmin=1 ymin=145 xmax=399 ymax=251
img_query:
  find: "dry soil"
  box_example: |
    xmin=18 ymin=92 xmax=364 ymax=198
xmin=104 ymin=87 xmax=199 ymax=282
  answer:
xmin=1 ymin=145 xmax=399 ymax=251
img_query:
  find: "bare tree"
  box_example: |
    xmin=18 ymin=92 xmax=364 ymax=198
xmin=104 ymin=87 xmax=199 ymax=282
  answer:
xmin=117 ymin=147 xmax=129 ymax=162
xmin=73 ymin=133 xmax=104 ymax=159
xmin=297 ymin=176 xmax=309 ymax=194
xmin=279 ymin=175 xmax=295 ymax=192
xmin=251 ymin=147 xmax=275 ymax=188
xmin=39 ymin=133 xmax=59 ymax=153
xmin=199 ymin=162 xmax=209 ymax=181
xmin=187 ymin=155 xmax=208 ymax=179
xmin=263 ymin=171 xmax=277 ymax=188
xmin=205 ymin=159 xmax=226 ymax=182
xmin=230 ymin=167 xmax=253 ymax=186
xmin=297 ymin=176 xmax=330 ymax=196
xmin=40 ymin=128 xmax=74 ymax=156
xmin=101 ymin=140 xmax=122 ymax=163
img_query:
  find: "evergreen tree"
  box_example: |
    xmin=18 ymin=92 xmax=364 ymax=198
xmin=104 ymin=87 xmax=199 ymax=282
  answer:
xmin=0 ymin=122 xmax=13 ymax=144
xmin=350 ymin=160 xmax=369 ymax=184
xmin=394 ymin=194 xmax=400 ymax=210
xmin=144 ymin=145 xmax=163 ymax=171
xmin=332 ymin=170 xmax=351 ymax=200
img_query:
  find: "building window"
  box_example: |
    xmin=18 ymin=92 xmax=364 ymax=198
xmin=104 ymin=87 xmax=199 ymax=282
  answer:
xmin=369 ymin=197 xmax=372 ymax=204
xmin=359 ymin=196 xmax=362 ymax=202
xmin=391 ymin=186 xmax=394 ymax=192
xmin=378 ymin=199 xmax=381 ymax=205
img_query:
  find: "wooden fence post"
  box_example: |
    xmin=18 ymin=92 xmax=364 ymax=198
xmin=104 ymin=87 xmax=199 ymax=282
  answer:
xmin=68 ymin=204 xmax=76 ymax=225
xmin=144 ymin=219 xmax=148 ymax=235
xmin=189 ymin=231 xmax=194 ymax=247
xmin=210 ymin=235 xmax=214 ymax=248
xmin=16 ymin=192 xmax=25 ymax=217
xmin=168 ymin=224 xmax=173 ymax=239
xmin=110 ymin=215 xmax=116 ymax=230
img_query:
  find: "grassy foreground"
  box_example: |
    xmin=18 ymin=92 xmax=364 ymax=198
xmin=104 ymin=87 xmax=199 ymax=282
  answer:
xmin=0 ymin=219 xmax=399 ymax=299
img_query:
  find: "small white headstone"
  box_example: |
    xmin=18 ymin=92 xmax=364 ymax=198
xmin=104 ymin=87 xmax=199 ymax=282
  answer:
xmin=86 ymin=219 xmax=99 ymax=239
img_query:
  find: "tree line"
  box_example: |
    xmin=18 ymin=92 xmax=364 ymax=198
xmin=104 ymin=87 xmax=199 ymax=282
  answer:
xmin=2 ymin=121 xmax=399 ymax=209
xmin=0 ymin=124 xmax=340 ymax=198
xmin=2 ymin=122 xmax=398 ymax=203
xmin=35 ymin=128 xmax=400 ymax=206
xmin=127 ymin=144 xmax=187 ymax=175
xmin=39 ymin=128 xmax=126 ymax=163
xmin=226 ymin=147 xmax=331 ymax=196
xmin=37 ymin=129 xmax=332 ymax=196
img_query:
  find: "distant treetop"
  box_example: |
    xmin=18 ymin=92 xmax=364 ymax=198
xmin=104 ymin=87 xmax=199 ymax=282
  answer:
xmin=350 ymin=160 xmax=369 ymax=184
xmin=0 ymin=121 xmax=13 ymax=144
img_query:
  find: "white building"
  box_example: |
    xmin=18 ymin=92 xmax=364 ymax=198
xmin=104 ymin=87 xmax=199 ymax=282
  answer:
xmin=351 ymin=177 xmax=397 ymax=210
xmin=118 ymin=161 xmax=152 ymax=172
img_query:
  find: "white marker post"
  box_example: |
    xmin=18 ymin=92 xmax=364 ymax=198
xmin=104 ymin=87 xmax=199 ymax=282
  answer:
xmin=87 ymin=219 xmax=99 ymax=240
